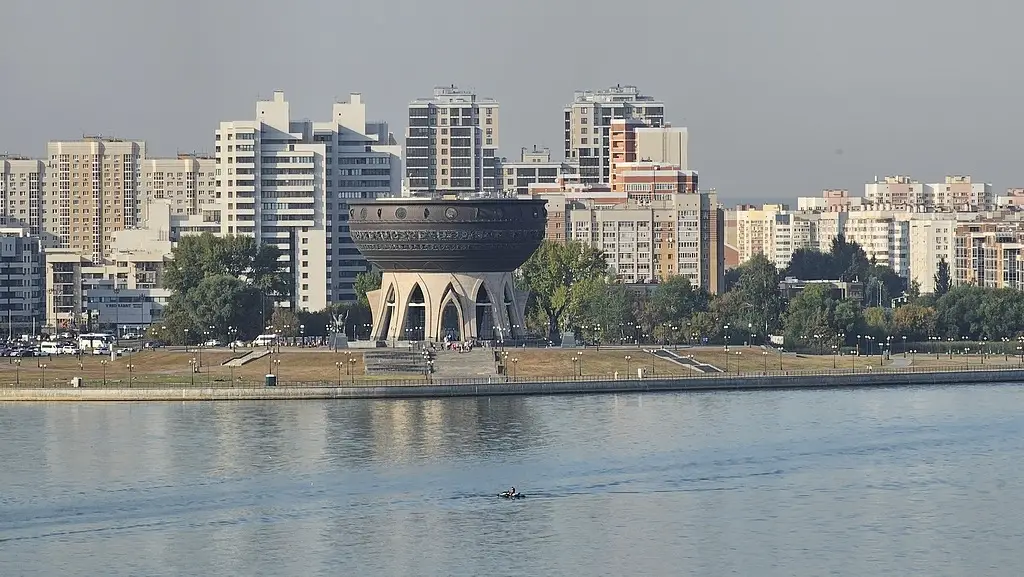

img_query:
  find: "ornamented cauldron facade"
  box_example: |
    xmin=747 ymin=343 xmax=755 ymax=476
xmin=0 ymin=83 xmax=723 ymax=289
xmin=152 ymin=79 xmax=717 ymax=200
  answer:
xmin=347 ymin=198 xmax=547 ymax=343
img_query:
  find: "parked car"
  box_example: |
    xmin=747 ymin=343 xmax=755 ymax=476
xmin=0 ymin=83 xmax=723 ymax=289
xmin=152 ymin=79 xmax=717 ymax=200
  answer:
xmin=204 ymin=339 xmax=222 ymax=347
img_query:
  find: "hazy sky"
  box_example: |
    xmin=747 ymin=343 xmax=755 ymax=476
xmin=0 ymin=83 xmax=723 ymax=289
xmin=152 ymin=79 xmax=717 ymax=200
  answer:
xmin=2 ymin=0 xmax=1022 ymax=203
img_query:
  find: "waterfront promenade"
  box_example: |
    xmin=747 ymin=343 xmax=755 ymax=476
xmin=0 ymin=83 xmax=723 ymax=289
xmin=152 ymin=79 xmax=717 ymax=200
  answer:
xmin=3 ymin=365 xmax=1022 ymax=402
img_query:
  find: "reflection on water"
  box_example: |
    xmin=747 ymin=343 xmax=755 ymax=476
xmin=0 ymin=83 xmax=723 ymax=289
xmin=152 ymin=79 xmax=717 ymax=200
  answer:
xmin=2 ymin=386 xmax=1023 ymax=576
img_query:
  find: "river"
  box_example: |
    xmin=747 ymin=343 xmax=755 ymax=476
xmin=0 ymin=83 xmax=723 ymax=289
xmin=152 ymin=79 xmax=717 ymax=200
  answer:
xmin=1 ymin=385 xmax=1022 ymax=576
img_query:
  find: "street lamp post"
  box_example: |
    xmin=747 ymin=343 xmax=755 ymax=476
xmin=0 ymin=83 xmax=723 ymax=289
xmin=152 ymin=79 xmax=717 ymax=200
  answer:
xmin=762 ymin=350 xmax=769 ymax=373
xmin=126 ymin=363 xmax=135 ymax=386
xmin=511 ymin=357 xmax=518 ymax=380
xmin=14 ymin=359 xmax=20 ymax=385
xmin=902 ymin=335 xmax=907 ymax=358
xmin=189 ymin=358 xmax=197 ymax=387
xmin=273 ymin=359 xmax=281 ymax=383
xmin=349 ymin=356 xmax=357 ymax=383
xmin=100 ymin=360 xmax=107 ymax=386
xmin=40 ymin=363 xmax=47 ymax=387
xmin=335 ymin=361 xmax=343 ymax=386
xmin=625 ymin=355 xmax=632 ymax=378
xmin=571 ymin=356 xmax=578 ymax=379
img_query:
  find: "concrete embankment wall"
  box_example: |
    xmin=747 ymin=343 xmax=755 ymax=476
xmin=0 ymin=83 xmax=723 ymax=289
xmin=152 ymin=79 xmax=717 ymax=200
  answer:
xmin=2 ymin=369 xmax=1023 ymax=402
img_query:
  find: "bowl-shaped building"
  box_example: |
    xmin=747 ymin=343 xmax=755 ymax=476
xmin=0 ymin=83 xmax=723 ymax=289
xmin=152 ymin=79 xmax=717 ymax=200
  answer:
xmin=347 ymin=198 xmax=547 ymax=343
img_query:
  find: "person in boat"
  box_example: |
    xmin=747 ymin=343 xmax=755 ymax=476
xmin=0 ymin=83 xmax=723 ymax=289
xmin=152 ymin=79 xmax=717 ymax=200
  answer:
xmin=508 ymin=487 xmax=516 ymax=497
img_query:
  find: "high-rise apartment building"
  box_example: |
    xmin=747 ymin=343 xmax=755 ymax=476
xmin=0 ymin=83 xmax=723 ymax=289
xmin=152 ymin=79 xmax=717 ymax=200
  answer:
xmin=0 ymin=156 xmax=44 ymax=235
xmin=44 ymin=137 xmax=146 ymax=262
xmin=0 ymin=227 xmax=44 ymax=334
xmin=215 ymin=91 xmax=401 ymax=310
xmin=954 ymin=222 xmax=1024 ymax=288
xmin=564 ymin=85 xmax=665 ymax=184
xmin=405 ymin=85 xmax=499 ymax=194
xmin=908 ymin=218 xmax=957 ymax=293
xmin=141 ymin=154 xmax=217 ymax=224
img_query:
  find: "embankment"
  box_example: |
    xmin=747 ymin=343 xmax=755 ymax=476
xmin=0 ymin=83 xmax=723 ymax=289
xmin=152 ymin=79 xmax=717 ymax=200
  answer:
xmin=2 ymin=368 xmax=1022 ymax=402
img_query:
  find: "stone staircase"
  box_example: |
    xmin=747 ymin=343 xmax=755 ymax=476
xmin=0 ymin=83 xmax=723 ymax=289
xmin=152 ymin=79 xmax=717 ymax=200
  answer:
xmin=363 ymin=349 xmax=430 ymax=375
xmin=430 ymin=348 xmax=497 ymax=379
xmin=223 ymin=349 xmax=271 ymax=367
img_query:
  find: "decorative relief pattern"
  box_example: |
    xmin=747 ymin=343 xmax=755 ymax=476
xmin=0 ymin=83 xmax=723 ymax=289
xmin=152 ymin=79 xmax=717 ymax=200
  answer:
xmin=351 ymin=229 xmax=545 ymax=242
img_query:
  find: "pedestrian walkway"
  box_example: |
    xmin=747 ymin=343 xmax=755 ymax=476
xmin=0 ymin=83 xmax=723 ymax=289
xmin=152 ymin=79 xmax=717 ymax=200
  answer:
xmin=430 ymin=348 xmax=496 ymax=379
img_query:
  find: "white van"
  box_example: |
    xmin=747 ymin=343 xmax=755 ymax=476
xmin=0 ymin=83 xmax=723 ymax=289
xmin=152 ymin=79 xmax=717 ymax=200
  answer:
xmin=39 ymin=341 xmax=61 ymax=355
xmin=251 ymin=333 xmax=278 ymax=347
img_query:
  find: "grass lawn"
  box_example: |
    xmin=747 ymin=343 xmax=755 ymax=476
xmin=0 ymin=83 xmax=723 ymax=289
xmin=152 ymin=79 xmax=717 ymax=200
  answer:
xmin=0 ymin=349 xmax=370 ymax=386
xmin=2 ymin=345 xmax=1019 ymax=388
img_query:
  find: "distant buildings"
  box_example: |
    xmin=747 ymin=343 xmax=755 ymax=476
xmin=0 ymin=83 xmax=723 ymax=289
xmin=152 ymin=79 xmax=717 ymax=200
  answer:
xmin=564 ymin=85 xmax=665 ymax=184
xmin=405 ymin=85 xmax=499 ymax=194
xmin=0 ymin=155 xmax=44 ymax=235
xmin=498 ymin=147 xmax=577 ymax=196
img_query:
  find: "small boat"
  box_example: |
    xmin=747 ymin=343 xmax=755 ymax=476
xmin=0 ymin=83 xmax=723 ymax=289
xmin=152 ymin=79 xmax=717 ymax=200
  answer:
xmin=499 ymin=491 xmax=524 ymax=499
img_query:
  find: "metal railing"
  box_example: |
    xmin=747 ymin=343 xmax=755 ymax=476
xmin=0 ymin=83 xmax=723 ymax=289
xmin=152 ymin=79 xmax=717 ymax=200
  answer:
xmin=3 ymin=362 xmax=1022 ymax=390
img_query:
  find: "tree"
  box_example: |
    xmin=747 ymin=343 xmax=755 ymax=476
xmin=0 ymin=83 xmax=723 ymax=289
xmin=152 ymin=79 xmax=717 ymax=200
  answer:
xmin=269 ymin=307 xmax=301 ymax=337
xmin=890 ymin=304 xmax=936 ymax=342
xmin=575 ymin=277 xmax=635 ymax=344
xmin=519 ymin=241 xmax=608 ymax=340
xmin=159 ymin=274 xmax=264 ymax=344
xmin=782 ymin=284 xmax=835 ymax=349
xmin=164 ymin=233 xmax=290 ymax=299
xmin=733 ymin=253 xmax=783 ymax=339
xmin=648 ymin=276 xmax=710 ymax=327
xmin=162 ymin=233 xmax=290 ymax=331
xmin=354 ymin=269 xmax=382 ymax=309
xmin=933 ymin=257 xmax=951 ymax=297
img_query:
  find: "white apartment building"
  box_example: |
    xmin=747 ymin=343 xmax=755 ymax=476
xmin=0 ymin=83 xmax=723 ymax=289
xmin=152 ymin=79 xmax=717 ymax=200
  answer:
xmin=842 ymin=212 xmax=911 ymax=276
xmin=908 ymin=218 xmax=958 ymax=293
xmin=0 ymin=156 xmax=44 ymax=235
xmin=564 ymin=85 xmax=665 ymax=184
xmin=44 ymin=138 xmax=145 ymax=263
xmin=216 ymin=91 xmax=401 ymax=310
xmin=734 ymin=205 xmax=836 ymax=270
xmin=865 ymin=175 xmax=993 ymax=211
xmin=405 ymin=85 xmax=499 ymax=194
xmin=0 ymin=227 xmax=44 ymax=335
xmin=499 ymin=147 xmax=578 ymax=196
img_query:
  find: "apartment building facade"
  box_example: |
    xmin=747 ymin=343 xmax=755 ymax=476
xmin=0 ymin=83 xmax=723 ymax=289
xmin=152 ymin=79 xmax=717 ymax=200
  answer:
xmin=569 ymin=189 xmax=722 ymax=293
xmin=499 ymin=147 xmax=577 ymax=196
xmin=865 ymin=175 xmax=993 ymax=211
xmin=953 ymin=222 xmax=1024 ymax=289
xmin=141 ymin=154 xmax=217 ymax=224
xmin=564 ymin=85 xmax=665 ymax=184
xmin=405 ymin=85 xmax=499 ymax=194
xmin=0 ymin=156 xmax=44 ymax=235
xmin=44 ymin=138 xmax=146 ymax=263
xmin=0 ymin=227 xmax=44 ymax=334
xmin=215 ymin=91 xmax=401 ymax=309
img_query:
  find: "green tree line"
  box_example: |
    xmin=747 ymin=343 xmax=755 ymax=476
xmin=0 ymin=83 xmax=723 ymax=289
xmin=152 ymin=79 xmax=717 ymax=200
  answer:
xmin=154 ymin=234 xmax=1024 ymax=350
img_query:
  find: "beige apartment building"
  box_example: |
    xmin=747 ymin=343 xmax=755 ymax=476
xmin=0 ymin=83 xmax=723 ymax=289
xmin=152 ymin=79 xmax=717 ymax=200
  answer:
xmin=141 ymin=153 xmax=217 ymax=224
xmin=0 ymin=155 xmax=44 ymax=235
xmin=406 ymin=85 xmax=500 ymax=194
xmin=44 ymin=137 xmax=146 ymax=263
xmin=569 ymin=189 xmax=722 ymax=292
xmin=953 ymin=222 xmax=1024 ymax=289
xmin=564 ymin=85 xmax=665 ymax=184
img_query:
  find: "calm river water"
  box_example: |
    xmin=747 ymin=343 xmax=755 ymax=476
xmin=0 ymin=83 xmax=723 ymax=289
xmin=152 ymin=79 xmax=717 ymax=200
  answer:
xmin=2 ymin=385 xmax=1023 ymax=576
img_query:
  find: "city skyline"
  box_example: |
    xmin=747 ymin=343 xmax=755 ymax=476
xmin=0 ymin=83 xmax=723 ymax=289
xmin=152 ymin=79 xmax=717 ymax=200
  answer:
xmin=3 ymin=0 xmax=1024 ymax=202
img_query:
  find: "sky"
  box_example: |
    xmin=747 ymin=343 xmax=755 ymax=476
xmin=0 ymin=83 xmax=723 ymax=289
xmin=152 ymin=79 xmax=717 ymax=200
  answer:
xmin=1 ymin=0 xmax=1022 ymax=204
